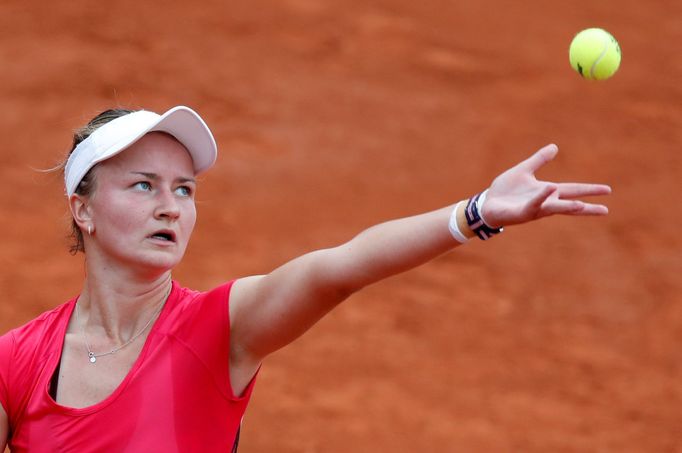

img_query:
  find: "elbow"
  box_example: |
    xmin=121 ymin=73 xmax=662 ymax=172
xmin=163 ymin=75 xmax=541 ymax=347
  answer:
xmin=310 ymin=276 xmax=360 ymax=310
xmin=331 ymin=281 xmax=361 ymax=303
xmin=303 ymin=245 xmax=373 ymax=308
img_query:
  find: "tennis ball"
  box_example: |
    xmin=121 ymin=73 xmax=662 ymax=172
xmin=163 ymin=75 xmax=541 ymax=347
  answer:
xmin=569 ymin=28 xmax=621 ymax=80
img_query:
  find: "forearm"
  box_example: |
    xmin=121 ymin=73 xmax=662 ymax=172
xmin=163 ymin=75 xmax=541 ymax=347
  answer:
xmin=257 ymin=201 xmax=476 ymax=310
xmin=328 ymin=202 xmax=473 ymax=292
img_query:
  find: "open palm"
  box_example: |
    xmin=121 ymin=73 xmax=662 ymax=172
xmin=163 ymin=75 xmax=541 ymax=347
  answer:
xmin=481 ymin=144 xmax=611 ymax=229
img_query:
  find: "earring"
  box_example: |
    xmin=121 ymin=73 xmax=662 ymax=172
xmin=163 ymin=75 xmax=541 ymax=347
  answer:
xmin=87 ymin=225 xmax=93 ymax=236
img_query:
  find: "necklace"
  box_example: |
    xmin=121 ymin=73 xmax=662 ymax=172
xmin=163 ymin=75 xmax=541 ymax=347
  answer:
xmin=75 ymin=285 xmax=171 ymax=364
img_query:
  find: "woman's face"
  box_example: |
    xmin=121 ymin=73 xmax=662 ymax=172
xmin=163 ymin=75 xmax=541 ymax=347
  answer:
xmin=84 ymin=132 xmax=198 ymax=273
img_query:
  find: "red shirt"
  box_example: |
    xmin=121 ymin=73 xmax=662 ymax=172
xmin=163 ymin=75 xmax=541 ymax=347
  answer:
xmin=0 ymin=281 xmax=257 ymax=452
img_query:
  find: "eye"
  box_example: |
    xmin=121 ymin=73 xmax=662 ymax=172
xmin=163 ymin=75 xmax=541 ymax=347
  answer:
xmin=133 ymin=181 xmax=152 ymax=191
xmin=175 ymin=185 xmax=193 ymax=197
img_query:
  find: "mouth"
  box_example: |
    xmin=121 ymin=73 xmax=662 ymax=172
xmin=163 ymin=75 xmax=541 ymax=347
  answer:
xmin=149 ymin=229 xmax=177 ymax=243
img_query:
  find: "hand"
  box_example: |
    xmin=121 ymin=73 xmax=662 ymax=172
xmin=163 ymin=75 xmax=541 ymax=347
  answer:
xmin=481 ymin=144 xmax=612 ymax=228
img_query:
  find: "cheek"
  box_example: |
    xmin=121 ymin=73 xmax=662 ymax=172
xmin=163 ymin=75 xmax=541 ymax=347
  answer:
xmin=105 ymin=211 xmax=143 ymax=237
xmin=181 ymin=204 xmax=197 ymax=234
xmin=96 ymin=198 xmax=149 ymax=235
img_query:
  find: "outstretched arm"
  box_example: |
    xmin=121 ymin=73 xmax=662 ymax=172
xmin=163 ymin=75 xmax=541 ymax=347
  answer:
xmin=228 ymin=144 xmax=611 ymax=383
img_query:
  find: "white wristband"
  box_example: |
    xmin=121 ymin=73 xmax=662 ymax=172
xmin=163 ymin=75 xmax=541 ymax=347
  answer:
xmin=448 ymin=201 xmax=469 ymax=244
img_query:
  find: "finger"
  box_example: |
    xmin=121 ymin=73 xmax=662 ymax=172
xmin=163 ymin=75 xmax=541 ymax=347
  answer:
xmin=577 ymin=204 xmax=609 ymax=215
xmin=559 ymin=204 xmax=609 ymax=216
xmin=555 ymin=183 xmax=612 ymax=199
xmin=517 ymin=144 xmax=559 ymax=173
xmin=528 ymin=183 xmax=558 ymax=210
xmin=541 ymin=200 xmax=609 ymax=216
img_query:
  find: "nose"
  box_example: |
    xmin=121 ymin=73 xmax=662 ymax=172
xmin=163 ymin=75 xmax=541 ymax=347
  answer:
xmin=154 ymin=188 xmax=180 ymax=220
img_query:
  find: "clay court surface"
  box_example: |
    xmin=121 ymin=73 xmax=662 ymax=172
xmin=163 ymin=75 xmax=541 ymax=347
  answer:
xmin=1 ymin=1 xmax=680 ymax=451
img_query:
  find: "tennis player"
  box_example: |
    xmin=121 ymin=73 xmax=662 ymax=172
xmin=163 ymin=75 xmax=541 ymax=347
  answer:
xmin=0 ymin=106 xmax=610 ymax=451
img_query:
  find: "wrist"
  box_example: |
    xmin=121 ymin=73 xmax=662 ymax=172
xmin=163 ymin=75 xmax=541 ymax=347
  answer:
xmin=477 ymin=189 xmax=502 ymax=229
xmin=448 ymin=201 xmax=476 ymax=243
xmin=465 ymin=190 xmax=504 ymax=240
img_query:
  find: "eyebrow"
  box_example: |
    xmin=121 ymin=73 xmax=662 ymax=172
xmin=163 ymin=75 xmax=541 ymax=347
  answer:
xmin=131 ymin=172 xmax=196 ymax=184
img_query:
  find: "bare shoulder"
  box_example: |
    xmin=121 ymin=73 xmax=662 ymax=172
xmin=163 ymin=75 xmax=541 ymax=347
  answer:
xmin=227 ymin=276 xmax=266 ymax=395
xmin=227 ymin=275 xmax=267 ymax=356
xmin=229 ymin=275 xmax=266 ymax=324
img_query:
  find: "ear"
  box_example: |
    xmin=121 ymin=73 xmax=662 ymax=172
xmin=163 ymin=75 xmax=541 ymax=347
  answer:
xmin=69 ymin=194 xmax=93 ymax=233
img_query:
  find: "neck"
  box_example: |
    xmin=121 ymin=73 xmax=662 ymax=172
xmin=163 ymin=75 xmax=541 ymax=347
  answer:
xmin=77 ymin=268 xmax=173 ymax=343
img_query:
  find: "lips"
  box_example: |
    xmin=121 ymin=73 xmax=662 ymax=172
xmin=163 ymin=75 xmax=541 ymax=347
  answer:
xmin=149 ymin=229 xmax=177 ymax=243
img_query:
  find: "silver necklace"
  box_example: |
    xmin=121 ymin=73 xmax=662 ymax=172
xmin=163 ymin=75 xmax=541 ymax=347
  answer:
xmin=75 ymin=286 xmax=171 ymax=364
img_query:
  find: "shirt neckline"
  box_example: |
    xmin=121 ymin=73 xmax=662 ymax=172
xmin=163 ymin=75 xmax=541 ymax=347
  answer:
xmin=43 ymin=281 xmax=178 ymax=415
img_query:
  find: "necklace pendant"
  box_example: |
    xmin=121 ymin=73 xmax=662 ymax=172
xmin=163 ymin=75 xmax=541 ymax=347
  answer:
xmin=88 ymin=352 xmax=97 ymax=363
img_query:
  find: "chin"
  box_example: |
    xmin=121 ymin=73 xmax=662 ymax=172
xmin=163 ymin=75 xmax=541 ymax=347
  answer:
xmin=124 ymin=251 xmax=184 ymax=276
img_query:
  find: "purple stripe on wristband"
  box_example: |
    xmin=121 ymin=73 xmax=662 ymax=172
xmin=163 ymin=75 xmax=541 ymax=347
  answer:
xmin=465 ymin=192 xmax=503 ymax=241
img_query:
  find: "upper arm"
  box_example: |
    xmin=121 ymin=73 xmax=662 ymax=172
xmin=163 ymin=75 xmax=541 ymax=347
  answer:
xmin=0 ymin=403 xmax=7 ymax=450
xmin=229 ymin=247 xmax=356 ymax=363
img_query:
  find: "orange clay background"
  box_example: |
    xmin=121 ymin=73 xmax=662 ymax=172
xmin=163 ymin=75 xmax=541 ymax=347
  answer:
xmin=0 ymin=1 xmax=680 ymax=451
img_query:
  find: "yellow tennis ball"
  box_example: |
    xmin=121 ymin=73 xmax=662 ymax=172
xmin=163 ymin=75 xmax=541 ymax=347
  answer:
xmin=569 ymin=28 xmax=621 ymax=80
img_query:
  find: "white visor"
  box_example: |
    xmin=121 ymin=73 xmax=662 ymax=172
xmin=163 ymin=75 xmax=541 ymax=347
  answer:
xmin=64 ymin=105 xmax=217 ymax=197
